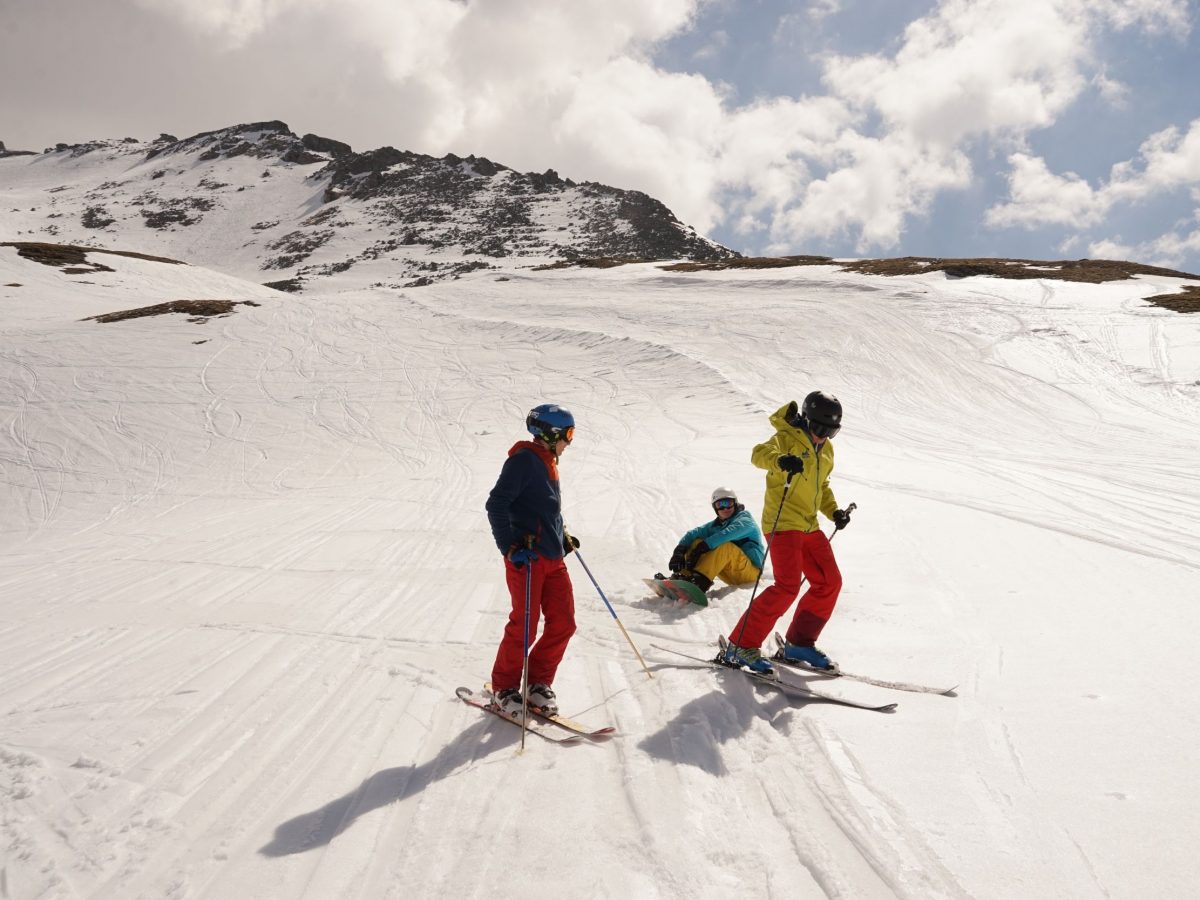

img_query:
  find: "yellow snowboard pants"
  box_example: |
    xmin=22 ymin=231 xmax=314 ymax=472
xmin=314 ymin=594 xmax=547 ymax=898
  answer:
xmin=688 ymin=540 xmax=760 ymax=586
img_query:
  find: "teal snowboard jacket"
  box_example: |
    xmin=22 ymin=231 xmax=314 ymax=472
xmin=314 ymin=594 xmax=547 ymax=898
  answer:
xmin=678 ymin=508 xmax=766 ymax=569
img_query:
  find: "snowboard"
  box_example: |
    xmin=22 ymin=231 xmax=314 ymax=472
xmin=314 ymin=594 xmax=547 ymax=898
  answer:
xmin=643 ymin=577 xmax=708 ymax=607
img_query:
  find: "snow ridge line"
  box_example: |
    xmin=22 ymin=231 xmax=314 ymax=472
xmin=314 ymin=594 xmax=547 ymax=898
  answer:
xmin=390 ymin=292 xmax=770 ymax=416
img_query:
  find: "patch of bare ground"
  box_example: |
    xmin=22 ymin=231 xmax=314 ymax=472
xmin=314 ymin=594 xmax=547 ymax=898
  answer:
xmin=653 ymin=254 xmax=1200 ymax=284
xmin=85 ymin=300 xmax=262 ymax=324
xmin=533 ymin=257 xmax=649 ymax=271
xmin=840 ymin=256 xmax=1200 ymax=283
xmin=1143 ymin=285 xmax=1200 ymax=314
xmin=661 ymin=255 xmax=834 ymax=271
xmin=1 ymin=241 xmax=185 ymax=267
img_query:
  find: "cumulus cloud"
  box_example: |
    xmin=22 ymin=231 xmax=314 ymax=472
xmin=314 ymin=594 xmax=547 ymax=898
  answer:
xmin=1092 ymin=70 xmax=1132 ymax=107
xmin=807 ymin=0 xmax=843 ymax=22
xmin=1089 ymin=209 xmax=1200 ymax=268
xmin=988 ymin=118 xmax=1200 ymax=231
xmin=1005 ymin=117 xmax=1200 ymax=268
xmin=127 ymin=0 xmax=1193 ymax=253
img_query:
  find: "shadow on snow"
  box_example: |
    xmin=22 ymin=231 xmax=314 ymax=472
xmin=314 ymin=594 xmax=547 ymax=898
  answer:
xmin=259 ymin=716 xmax=511 ymax=857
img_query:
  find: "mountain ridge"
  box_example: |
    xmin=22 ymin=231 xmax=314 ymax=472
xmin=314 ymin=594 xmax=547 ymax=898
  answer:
xmin=1 ymin=120 xmax=736 ymax=291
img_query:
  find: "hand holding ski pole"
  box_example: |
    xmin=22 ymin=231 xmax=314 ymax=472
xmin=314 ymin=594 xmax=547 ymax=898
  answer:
xmin=832 ymin=502 xmax=857 ymax=531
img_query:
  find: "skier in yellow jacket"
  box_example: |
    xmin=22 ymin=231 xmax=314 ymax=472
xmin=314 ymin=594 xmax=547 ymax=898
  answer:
xmin=723 ymin=392 xmax=853 ymax=674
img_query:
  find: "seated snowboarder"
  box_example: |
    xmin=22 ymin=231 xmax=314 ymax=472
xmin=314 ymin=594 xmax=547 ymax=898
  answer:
xmin=660 ymin=487 xmax=766 ymax=594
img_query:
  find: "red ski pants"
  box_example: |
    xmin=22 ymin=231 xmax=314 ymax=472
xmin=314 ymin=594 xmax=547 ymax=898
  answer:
xmin=490 ymin=556 xmax=576 ymax=693
xmin=729 ymin=529 xmax=842 ymax=649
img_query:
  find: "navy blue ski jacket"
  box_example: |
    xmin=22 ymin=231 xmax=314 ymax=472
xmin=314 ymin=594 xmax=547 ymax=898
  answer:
xmin=486 ymin=441 xmax=565 ymax=562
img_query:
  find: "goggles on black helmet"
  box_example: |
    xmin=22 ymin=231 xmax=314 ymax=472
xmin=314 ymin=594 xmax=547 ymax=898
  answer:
xmin=808 ymin=420 xmax=840 ymax=440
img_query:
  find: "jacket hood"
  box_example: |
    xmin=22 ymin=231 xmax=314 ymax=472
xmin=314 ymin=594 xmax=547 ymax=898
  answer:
xmin=509 ymin=440 xmax=559 ymax=478
xmin=768 ymin=402 xmax=808 ymax=442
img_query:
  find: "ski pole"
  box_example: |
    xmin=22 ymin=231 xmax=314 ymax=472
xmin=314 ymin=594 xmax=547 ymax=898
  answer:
xmin=732 ymin=471 xmax=795 ymax=652
xmin=519 ymin=558 xmax=532 ymax=751
xmin=572 ymin=550 xmax=654 ymax=680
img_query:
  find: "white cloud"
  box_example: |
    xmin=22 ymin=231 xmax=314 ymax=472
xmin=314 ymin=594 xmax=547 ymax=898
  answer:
xmin=986 ymin=154 xmax=1107 ymax=228
xmin=1091 ymin=0 xmax=1193 ymax=33
xmin=807 ymin=0 xmax=843 ymax=22
xmin=1058 ymin=235 xmax=1083 ymax=254
xmin=1092 ymin=70 xmax=1131 ymax=107
xmin=692 ymin=29 xmax=728 ymax=62
xmin=127 ymin=0 xmax=1194 ymax=252
xmin=1087 ymin=237 xmax=1135 ymax=260
xmin=988 ymin=118 xmax=1200 ymax=231
xmin=1088 ymin=228 xmax=1200 ymax=268
xmin=823 ymin=0 xmax=1092 ymax=146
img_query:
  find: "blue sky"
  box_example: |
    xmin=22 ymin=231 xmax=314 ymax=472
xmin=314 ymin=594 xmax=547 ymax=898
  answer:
xmin=3 ymin=1 xmax=1199 ymax=270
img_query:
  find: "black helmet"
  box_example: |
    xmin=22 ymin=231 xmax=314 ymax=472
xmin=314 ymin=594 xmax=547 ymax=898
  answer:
xmin=802 ymin=390 xmax=842 ymax=439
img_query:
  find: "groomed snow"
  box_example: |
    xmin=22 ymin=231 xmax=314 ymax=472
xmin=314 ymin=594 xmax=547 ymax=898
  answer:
xmin=2 ymin=249 xmax=1199 ymax=899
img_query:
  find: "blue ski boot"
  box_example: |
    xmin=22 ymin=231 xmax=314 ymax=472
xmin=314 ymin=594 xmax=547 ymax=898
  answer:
xmin=721 ymin=642 xmax=775 ymax=675
xmin=781 ymin=642 xmax=837 ymax=671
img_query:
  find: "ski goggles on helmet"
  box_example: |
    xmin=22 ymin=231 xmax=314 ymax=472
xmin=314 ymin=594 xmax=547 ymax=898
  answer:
xmin=551 ymin=425 xmax=575 ymax=444
xmin=808 ymin=420 xmax=840 ymax=439
xmin=712 ymin=498 xmax=736 ymax=511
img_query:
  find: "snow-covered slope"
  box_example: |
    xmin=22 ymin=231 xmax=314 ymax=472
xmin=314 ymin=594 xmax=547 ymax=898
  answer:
xmin=2 ymin=245 xmax=1200 ymax=900
xmin=0 ymin=121 xmax=733 ymax=294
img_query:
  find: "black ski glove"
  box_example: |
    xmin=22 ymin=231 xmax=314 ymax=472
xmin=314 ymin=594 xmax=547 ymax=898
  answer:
xmin=832 ymin=508 xmax=852 ymax=530
xmin=685 ymin=541 xmax=710 ymax=569
xmin=668 ymin=545 xmax=687 ymax=572
xmin=777 ymin=454 xmax=804 ymax=475
xmin=562 ymin=530 xmax=580 ymax=555
xmin=784 ymin=400 xmax=803 ymax=427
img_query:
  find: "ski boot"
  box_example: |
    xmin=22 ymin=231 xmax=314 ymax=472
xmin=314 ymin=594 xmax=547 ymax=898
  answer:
xmin=720 ymin=642 xmax=775 ymax=675
xmin=526 ymin=683 xmax=559 ymax=716
xmin=780 ymin=642 xmax=837 ymax=671
xmin=493 ymin=687 xmax=524 ymax=719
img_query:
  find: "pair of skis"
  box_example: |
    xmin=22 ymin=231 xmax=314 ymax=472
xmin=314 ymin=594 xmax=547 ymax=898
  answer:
xmin=768 ymin=633 xmax=957 ymax=696
xmin=455 ymin=686 xmax=616 ymax=745
xmin=651 ymin=639 xmax=896 ymax=713
xmin=459 ymin=636 xmax=955 ymax=740
xmin=652 ymin=636 xmax=955 ymax=712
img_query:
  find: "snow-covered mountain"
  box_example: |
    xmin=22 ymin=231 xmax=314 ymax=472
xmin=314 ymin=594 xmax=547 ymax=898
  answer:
xmin=3 ymin=235 xmax=1200 ymax=899
xmin=0 ymin=121 xmax=734 ymax=292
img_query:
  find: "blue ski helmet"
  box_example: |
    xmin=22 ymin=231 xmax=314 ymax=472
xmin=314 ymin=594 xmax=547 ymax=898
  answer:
xmin=526 ymin=403 xmax=575 ymax=444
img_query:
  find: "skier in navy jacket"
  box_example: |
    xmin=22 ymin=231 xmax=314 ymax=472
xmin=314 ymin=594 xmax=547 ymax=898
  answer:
xmin=485 ymin=403 xmax=578 ymax=718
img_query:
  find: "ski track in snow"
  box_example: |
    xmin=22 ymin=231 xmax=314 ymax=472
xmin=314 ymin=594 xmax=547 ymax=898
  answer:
xmin=3 ymin=250 xmax=1200 ymax=898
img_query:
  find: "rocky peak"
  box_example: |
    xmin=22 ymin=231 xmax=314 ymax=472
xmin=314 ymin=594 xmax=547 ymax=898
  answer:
xmin=144 ymin=121 xmax=336 ymax=165
xmin=2 ymin=119 xmax=737 ymax=290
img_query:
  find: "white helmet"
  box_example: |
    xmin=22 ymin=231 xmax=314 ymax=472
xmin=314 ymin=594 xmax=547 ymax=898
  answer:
xmin=711 ymin=486 xmax=738 ymax=504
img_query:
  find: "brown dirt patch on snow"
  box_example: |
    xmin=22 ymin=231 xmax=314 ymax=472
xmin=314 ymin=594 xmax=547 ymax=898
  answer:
xmin=1142 ymin=285 xmax=1200 ymax=313
xmin=1 ymin=241 xmax=185 ymax=268
xmin=85 ymin=299 xmax=261 ymax=324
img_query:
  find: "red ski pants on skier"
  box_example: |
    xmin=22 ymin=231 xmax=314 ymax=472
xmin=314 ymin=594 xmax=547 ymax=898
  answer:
xmin=491 ymin=556 xmax=576 ymax=692
xmin=729 ymin=529 xmax=842 ymax=649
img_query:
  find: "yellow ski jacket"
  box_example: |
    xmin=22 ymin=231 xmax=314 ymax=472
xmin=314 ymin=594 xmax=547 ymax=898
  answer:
xmin=750 ymin=402 xmax=840 ymax=533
